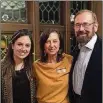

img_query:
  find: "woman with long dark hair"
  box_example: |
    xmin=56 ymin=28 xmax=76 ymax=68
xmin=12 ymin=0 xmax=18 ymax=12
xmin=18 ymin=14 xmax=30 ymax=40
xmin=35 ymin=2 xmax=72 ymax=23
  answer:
xmin=1 ymin=29 xmax=36 ymax=103
xmin=33 ymin=28 xmax=73 ymax=103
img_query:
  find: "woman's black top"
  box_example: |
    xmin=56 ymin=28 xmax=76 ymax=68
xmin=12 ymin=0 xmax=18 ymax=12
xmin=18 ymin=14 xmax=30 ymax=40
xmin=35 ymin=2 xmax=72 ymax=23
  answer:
xmin=12 ymin=68 xmax=31 ymax=103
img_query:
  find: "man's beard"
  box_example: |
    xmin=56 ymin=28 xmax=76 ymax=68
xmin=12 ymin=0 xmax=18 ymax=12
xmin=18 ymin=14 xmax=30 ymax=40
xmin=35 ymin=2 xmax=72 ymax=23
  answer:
xmin=76 ymin=31 xmax=93 ymax=45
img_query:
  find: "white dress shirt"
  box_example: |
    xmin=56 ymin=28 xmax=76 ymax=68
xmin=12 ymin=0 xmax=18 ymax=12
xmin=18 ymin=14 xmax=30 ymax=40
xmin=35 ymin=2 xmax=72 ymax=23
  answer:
xmin=73 ymin=34 xmax=97 ymax=95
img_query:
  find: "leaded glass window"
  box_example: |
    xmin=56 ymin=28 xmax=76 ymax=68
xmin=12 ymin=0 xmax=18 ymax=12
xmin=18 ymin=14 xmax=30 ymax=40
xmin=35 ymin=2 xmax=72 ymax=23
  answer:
xmin=70 ymin=1 xmax=89 ymax=52
xmin=70 ymin=1 xmax=89 ymax=16
xmin=1 ymin=0 xmax=27 ymax=23
xmin=39 ymin=1 xmax=60 ymax=24
xmin=1 ymin=34 xmax=12 ymax=59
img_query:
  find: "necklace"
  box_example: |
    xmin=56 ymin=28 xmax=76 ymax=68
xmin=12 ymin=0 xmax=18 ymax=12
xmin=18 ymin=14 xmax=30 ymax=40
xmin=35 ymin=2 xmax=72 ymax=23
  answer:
xmin=15 ymin=62 xmax=24 ymax=71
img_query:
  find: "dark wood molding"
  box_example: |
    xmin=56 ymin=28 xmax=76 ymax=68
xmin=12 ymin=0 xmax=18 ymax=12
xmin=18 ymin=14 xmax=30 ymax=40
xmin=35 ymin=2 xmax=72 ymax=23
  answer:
xmin=27 ymin=1 xmax=40 ymax=60
xmin=40 ymin=25 xmax=65 ymax=32
xmin=90 ymin=1 xmax=102 ymax=37
xmin=1 ymin=23 xmax=32 ymax=33
xmin=60 ymin=1 xmax=71 ymax=54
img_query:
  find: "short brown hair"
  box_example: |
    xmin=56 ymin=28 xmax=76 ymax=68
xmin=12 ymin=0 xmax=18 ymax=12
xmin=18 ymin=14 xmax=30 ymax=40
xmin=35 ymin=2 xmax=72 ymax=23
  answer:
xmin=74 ymin=9 xmax=98 ymax=24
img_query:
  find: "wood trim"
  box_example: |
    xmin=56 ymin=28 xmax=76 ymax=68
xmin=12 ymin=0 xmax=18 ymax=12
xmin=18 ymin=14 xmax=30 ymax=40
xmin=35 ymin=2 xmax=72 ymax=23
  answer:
xmin=27 ymin=1 xmax=40 ymax=60
xmin=1 ymin=23 xmax=32 ymax=33
xmin=40 ymin=25 xmax=65 ymax=32
xmin=90 ymin=1 xmax=102 ymax=37
xmin=65 ymin=1 xmax=71 ymax=54
xmin=60 ymin=1 xmax=71 ymax=53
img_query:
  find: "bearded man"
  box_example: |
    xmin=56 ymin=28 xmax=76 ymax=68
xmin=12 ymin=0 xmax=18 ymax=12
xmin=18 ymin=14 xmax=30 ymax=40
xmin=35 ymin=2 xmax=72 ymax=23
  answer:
xmin=69 ymin=10 xmax=102 ymax=103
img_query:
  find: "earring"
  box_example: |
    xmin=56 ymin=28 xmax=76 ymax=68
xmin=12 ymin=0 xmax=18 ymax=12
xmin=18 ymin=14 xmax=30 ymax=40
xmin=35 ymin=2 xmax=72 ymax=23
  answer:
xmin=44 ymin=50 xmax=46 ymax=56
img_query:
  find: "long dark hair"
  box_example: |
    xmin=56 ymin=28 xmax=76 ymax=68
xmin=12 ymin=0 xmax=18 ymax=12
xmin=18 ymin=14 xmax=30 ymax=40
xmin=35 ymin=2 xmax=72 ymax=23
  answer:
xmin=40 ymin=28 xmax=64 ymax=62
xmin=6 ymin=29 xmax=34 ymax=70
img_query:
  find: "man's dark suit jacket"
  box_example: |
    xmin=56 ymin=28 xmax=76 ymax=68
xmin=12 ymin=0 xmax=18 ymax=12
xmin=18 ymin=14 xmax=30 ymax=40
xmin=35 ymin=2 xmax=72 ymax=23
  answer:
xmin=69 ymin=36 xmax=102 ymax=103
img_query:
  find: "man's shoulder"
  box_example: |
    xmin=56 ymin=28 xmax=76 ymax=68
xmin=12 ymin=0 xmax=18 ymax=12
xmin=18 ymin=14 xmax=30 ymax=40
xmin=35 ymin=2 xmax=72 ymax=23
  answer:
xmin=97 ymin=35 xmax=102 ymax=41
xmin=96 ymin=36 xmax=102 ymax=47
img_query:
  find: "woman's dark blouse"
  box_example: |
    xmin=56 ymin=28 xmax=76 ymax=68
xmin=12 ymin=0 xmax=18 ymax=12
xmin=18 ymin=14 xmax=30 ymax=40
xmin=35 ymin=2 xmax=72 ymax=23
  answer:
xmin=12 ymin=68 xmax=31 ymax=103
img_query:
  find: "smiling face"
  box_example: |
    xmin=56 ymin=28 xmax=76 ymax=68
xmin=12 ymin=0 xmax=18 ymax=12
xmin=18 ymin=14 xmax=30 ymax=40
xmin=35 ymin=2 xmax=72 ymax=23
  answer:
xmin=74 ymin=11 xmax=98 ymax=44
xmin=12 ymin=36 xmax=31 ymax=61
xmin=44 ymin=32 xmax=60 ymax=57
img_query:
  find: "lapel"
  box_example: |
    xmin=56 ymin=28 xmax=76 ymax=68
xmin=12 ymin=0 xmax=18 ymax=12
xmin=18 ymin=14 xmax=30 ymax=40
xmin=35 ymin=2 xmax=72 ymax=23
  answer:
xmin=81 ymin=37 xmax=102 ymax=93
xmin=3 ymin=65 xmax=13 ymax=103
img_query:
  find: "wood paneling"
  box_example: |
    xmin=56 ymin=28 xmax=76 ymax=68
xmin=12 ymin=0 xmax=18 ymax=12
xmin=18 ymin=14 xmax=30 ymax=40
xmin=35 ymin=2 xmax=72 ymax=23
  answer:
xmin=40 ymin=25 xmax=65 ymax=32
xmin=90 ymin=1 xmax=102 ymax=37
xmin=60 ymin=1 xmax=71 ymax=53
xmin=27 ymin=1 xmax=40 ymax=60
xmin=1 ymin=23 xmax=32 ymax=33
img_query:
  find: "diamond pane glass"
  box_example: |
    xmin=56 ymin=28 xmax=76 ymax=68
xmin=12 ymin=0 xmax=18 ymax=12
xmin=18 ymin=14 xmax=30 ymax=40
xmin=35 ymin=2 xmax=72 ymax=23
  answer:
xmin=1 ymin=34 xmax=13 ymax=59
xmin=1 ymin=0 xmax=27 ymax=23
xmin=70 ymin=1 xmax=89 ymax=16
xmin=70 ymin=1 xmax=89 ymax=53
xmin=39 ymin=1 xmax=60 ymax=24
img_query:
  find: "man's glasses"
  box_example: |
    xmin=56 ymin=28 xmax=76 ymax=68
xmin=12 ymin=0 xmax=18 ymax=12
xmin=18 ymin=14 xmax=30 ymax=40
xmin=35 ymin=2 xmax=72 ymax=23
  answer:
xmin=74 ymin=22 xmax=94 ymax=29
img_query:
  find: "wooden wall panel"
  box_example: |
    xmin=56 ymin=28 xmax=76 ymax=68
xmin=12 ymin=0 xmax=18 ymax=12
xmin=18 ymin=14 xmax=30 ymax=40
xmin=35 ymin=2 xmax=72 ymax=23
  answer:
xmin=27 ymin=1 xmax=40 ymax=60
xmin=90 ymin=1 xmax=102 ymax=37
